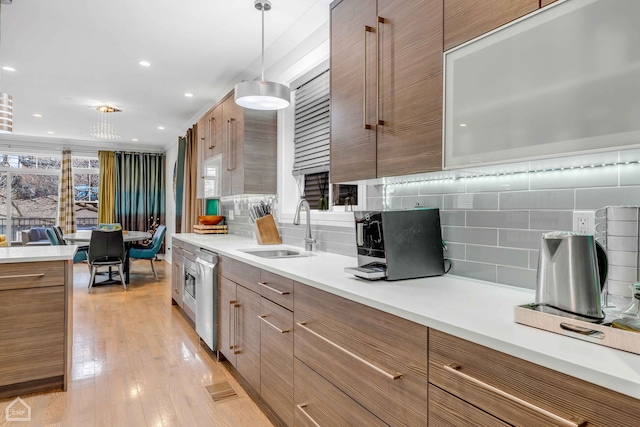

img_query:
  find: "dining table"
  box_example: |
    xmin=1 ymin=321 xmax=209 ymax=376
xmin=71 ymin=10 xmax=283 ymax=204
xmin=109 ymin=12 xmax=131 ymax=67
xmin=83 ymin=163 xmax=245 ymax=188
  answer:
xmin=63 ymin=230 xmax=151 ymax=284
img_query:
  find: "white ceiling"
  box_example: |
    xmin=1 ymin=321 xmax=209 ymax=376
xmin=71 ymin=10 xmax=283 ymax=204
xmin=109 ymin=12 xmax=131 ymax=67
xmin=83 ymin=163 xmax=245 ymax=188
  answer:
xmin=0 ymin=0 xmax=330 ymax=153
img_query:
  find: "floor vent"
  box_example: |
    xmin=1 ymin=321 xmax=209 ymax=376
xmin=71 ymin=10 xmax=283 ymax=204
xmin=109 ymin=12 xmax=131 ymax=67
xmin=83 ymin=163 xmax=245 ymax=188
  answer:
xmin=206 ymin=381 xmax=238 ymax=402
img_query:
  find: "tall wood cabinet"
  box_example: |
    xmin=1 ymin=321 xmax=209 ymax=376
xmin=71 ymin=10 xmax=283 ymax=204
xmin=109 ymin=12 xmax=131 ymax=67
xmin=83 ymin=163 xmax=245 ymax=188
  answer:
xmin=330 ymin=0 xmax=443 ymax=183
xmin=221 ymin=93 xmax=277 ymax=196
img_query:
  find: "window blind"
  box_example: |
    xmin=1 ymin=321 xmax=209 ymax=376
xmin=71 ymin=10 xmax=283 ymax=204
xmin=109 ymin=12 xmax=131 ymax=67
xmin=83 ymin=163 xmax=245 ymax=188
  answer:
xmin=292 ymin=69 xmax=330 ymax=176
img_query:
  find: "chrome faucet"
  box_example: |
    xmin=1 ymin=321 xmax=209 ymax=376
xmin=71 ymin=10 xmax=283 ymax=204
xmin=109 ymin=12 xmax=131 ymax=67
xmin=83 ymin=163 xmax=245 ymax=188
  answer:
xmin=293 ymin=197 xmax=316 ymax=251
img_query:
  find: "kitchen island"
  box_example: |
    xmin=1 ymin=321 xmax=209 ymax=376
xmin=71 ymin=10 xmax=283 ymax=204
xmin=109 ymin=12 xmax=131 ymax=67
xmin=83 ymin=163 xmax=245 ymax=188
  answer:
xmin=174 ymin=233 xmax=640 ymax=426
xmin=0 ymin=246 xmax=77 ymax=398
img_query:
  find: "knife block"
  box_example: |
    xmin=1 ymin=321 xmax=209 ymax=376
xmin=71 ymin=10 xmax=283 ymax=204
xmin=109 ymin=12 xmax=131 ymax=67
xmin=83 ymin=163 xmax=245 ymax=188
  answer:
xmin=254 ymin=214 xmax=282 ymax=245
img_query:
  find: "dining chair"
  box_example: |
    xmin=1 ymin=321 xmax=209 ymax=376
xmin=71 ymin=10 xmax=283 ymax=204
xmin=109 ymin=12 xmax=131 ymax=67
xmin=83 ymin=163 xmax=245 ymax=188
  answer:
xmin=129 ymin=225 xmax=167 ymax=281
xmin=47 ymin=227 xmax=88 ymax=264
xmin=87 ymin=229 xmax=126 ymax=293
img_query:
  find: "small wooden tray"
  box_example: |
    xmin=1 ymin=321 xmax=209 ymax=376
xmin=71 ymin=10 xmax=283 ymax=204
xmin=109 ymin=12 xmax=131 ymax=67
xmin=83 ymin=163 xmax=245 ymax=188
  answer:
xmin=514 ymin=303 xmax=640 ymax=355
xmin=254 ymin=214 xmax=282 ymax=245
xmin=194 ymin=224 xmax=228 ymax=234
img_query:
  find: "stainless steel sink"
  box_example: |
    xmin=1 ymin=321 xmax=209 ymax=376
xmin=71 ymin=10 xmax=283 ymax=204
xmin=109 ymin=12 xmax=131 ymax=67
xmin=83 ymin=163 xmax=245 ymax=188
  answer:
xmin=241 ymin=249 xmax=309 ymax=259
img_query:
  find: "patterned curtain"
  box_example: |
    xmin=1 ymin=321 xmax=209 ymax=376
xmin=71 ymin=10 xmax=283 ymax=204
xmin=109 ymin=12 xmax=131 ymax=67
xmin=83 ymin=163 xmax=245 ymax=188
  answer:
xmin=98 ymin=150 xmax=115 ymax=224
xmin=114 ymin=152 xmax=166 ymax=232
xmin=57 ymin=150 xmax=76 ymax=233
xmin=181 ymin=126 xmax=202 ymax=233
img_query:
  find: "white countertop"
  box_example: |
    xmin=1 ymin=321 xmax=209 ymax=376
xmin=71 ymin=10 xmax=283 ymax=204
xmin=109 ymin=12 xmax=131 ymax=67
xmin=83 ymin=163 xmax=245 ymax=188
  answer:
xmin=0 ymin=245 xmax=78 ymax=263
xmin=174 ymin=233 xmax=640 ymax=400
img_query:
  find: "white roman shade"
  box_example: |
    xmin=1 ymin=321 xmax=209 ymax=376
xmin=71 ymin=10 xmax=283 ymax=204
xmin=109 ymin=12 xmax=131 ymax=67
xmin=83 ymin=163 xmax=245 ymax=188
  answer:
xmin=292 ymin=69 xmax=330 ymax=176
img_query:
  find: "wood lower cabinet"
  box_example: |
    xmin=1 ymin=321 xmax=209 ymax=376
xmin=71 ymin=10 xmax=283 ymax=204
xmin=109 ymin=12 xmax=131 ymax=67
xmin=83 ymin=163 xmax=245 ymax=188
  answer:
xmin=294 ymin=281 xmax=428 ymax=426
xmin=294 ymin=358 xmax=387 ymax=427
xmin=443 ymin=0 xmax=539 ymax=51
xmin=171 ymin=238 xmax=184 ymax=307
xmin=260 ymin=297 xmax=293 ymax=426
xmin=0 ymin=260 xmax=72 ymax=398
xmin=429 ymin=329 xmax=640 ymax=427
xmin=219 ymin=260 xmax=261 ymax=394
xmin=429 ymin=384 xmax=509 ymax=427
xmin=330 ymin=0 xmax=443 ymax=182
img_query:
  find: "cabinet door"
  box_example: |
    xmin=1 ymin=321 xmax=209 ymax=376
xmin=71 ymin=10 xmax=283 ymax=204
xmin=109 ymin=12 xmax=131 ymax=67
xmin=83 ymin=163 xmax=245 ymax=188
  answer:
xmin=0 ymin=286 xmax=65 ymax=387
xmin=222 ymin=96 xmax=244 ymax=196
xmin=377 ymin=0 xmax=444 ymax=177
xmin=171 ymin=251 xmax=183 ymax=308
xmin=429 ymin=384 xmax=510 ymax=427
xmin=329 ymin=0 xmax=378 ymax=183
xmin=541 ymin=0 xmax=557 ymax=6
xmin=236 ymin=285 xmax=261 ymax=393
xmin=210 ymin=104 xmax=223 ymax=157
xmin=444 ymin=0 xmax=538 ymax=51
xmin=260 ymin=298 xmax=293 ymax=426
xmin=218 ymin=276 xmax=237 ymax=364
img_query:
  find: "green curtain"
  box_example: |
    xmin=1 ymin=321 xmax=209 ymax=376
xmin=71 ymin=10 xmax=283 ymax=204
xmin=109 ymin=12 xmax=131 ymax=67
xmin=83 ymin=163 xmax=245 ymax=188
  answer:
xmin=98 ymin=150 xmax=115 ymax=224
xmin=114 ymin=152 xmax=165 ymax=232
xmin=57 ymin=149 xmax=76 ymax=233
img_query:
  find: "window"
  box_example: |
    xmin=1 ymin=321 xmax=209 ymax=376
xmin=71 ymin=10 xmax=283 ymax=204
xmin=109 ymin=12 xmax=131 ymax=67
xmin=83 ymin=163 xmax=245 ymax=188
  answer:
xmin=72 ymin=156 xmax=99 ymax=230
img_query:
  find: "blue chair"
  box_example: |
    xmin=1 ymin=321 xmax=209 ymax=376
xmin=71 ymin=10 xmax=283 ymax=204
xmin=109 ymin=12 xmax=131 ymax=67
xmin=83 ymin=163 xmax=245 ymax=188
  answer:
xmin=129 ymin=225 xmax=166 ymax=281
xmin=46 ymin=227 xmax=88 ymax=264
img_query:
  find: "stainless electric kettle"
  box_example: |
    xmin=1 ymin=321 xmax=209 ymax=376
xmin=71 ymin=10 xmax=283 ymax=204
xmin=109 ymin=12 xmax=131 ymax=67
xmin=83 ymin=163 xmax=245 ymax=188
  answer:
xmin=535 ymin=232 xmax=608 ymax=322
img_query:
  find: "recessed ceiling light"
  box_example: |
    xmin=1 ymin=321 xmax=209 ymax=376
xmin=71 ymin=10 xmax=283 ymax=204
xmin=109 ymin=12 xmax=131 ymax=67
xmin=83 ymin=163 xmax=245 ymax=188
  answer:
xmin=47 ymin=131 xmax=54 ymax=134
xmin=33 ymin=113 xmax=42 ymax=118
xmin=158 ymin=126 xmax=165 ymax=130
xmin=2 ymin=66 xmax=15 ymax=72
xmin=132 ymin=138 xmax=138 ymax=142
xmin=139 ymin=61 xmax=151 ymax=67
xmin=184 ymin=93 xmax=194 ymax=98
xmin=459 ymin=123 xmax=467 ymax=127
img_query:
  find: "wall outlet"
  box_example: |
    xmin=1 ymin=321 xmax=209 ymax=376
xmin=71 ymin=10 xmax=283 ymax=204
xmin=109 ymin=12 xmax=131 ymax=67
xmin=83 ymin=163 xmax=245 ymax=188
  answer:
xmin=228 ymin=210 xmax=234 ymax=221
xmin=573 ymin=211 xmax=595 ymax=234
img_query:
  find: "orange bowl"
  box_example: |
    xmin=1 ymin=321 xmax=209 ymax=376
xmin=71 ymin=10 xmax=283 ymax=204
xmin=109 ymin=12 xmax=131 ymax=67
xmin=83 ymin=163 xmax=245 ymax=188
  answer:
xmin=198 ymin=215 xmax=224 ymax=225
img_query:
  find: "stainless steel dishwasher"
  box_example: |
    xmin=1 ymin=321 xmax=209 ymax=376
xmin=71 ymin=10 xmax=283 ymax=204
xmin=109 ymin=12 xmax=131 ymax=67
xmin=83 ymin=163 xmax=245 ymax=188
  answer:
xmin=195 ymin=248 xmax=218 ymax=351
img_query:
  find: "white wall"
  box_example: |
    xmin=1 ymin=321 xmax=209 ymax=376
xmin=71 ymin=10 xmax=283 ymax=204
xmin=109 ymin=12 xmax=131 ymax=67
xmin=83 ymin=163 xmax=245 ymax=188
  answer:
xmin=164 ymin=142 xmax=179 ymax=262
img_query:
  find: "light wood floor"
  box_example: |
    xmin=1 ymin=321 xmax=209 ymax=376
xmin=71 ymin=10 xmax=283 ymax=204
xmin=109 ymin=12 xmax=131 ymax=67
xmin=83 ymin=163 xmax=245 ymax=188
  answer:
xmin=0 ymin=260 xmax=273 ymax=427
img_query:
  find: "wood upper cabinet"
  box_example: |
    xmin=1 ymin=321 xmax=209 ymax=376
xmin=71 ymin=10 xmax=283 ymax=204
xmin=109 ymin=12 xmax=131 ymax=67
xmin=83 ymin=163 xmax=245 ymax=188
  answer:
xmin=330 ymin=0 xmax=444 ymax=182
xmin=429 ymin=329 xmax=640 ymax=427
xmin=541 ymin=0 xmax=557 ymax=7
xmin=209 ymin=104 xmax=223 ymax=157
xmin=444 ymin=0 xmax=539 ymax=51
xmin=220 ymin=93 xmax=277 ymax=196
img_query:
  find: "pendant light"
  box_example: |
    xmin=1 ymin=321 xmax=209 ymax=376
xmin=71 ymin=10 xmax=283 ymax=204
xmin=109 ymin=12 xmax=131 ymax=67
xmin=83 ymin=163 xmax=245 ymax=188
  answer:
xmin=0 ymin=1 xmax=13 ymax=134
xmin=235 ymin=0 xmax=290 ymax=110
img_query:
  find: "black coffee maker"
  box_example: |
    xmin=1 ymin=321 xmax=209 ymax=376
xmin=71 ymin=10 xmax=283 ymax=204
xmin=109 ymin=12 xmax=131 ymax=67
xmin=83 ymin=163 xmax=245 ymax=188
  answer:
xmin=345 ymin=209 xmax=445 ymax=280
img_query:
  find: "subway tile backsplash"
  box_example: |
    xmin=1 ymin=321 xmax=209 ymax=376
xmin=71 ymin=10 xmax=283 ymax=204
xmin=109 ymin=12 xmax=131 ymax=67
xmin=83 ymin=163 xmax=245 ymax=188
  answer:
xmin=221 ymin=156 xmax=640 ymax=291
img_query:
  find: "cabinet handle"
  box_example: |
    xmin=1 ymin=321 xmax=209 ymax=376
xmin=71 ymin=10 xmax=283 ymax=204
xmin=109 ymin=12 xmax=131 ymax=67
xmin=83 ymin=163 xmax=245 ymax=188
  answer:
xmin=443 ymin=364 xmax=586 ymax=427
xmin=234 ymin=302 xmax=240 ymax=355
xmin=259 ymin=315 xmax=290 ymax=333
xmin=209 ymin=117 xmax=216 ymax=149
xmin=296 ymin=404 xmax=321 ymax=427
xmin=229 ymin=300 xmax=238 ymax=350
xmin=296 ymin=321 xmax=402 ymax=380
xmin=560 ymin=322 xmax=605 ymax=339
xmin=226 ymin=118 xmax=236 ymax=171
xmin=258 ymin=281 xmax=290 ymax=295
xmin=376 ymin=16 xmax=385 ymax=127
xmin=363 ymin=25 xmax=374 ymax=130
xmin=0 ymin=273 xmax=45 ymax=279
xmin=183 ymin=249 xmax=195 ymax=257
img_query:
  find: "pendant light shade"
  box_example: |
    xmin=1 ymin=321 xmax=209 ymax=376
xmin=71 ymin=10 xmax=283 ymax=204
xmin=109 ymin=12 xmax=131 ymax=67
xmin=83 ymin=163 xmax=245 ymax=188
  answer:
xmin=235 ymin=80 xmax=290 ymax=110
xmin=235 ymin=0 xmax=290 ymax=110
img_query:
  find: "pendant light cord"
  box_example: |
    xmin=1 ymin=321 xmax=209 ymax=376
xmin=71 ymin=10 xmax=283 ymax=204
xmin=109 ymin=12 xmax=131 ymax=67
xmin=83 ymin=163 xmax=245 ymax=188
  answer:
xmin=261 ymin=5 xmax=265 ymax=82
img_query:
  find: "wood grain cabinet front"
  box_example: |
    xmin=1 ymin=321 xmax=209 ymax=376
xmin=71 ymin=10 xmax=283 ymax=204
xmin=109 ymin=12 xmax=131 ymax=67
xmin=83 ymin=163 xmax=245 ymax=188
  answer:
xmin=260 ymin=297 xmax=293 ymax=426
xmin=429 ymin=384 xmax=509 ymax=427
xmin=443 ymin=0 xmax=539 ymax=51
xmin=294 ymin=357 xmax=388 ymax=427
xmin=294 ymin=282 xmax=428 ymax=426
xmin=429 ymin=329 xmax=640 ymax=427
xmin=171 ymin=239 xmax=184 ymax=307
xmin=330 ymin=0 xmax=444 ymax=182
xmin=258 ymin=269 xmax=293 ymax=311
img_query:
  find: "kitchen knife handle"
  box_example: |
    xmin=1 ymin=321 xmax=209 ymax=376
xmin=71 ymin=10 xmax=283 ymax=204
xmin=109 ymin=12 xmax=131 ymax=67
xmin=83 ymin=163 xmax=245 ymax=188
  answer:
xmin=363 ymin=25 xmax=373 ymax=130
xmin=259 ymin=315 xmax=290 ymax=333
xmin=376 ymin=16 xmax=385 ymax=127
xmin=444 ymin=364 xmax=586 ymax=427
xmin=296 ymin=404 xmax=321 ymax=427
xmin=297 ymin=321 xmax=402 ymax=380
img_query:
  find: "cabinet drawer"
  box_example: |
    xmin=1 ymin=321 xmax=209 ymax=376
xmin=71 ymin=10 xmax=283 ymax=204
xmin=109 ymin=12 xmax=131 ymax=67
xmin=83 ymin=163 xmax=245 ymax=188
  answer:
xmin=0 ymin=261 xmax=65 ymax=291
xmin=429 ymin=329 xmax=640 ymax=427
xmin=429 ymin=384 xmax=509 ymax=427
xmin=259 ymin=271 xmax=293 ymax=310
xmin=260 ymin=297 xmax=293 ymax=426
xmin=294 ymin=358 xmax=387 ymax=427
xmin=294 ymin=283 xmax=428 ymax=427
xmin=220 ymin=256 xmax=261 ymax=293
xmin=0 ymin=286 xmax=65 ymax=386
